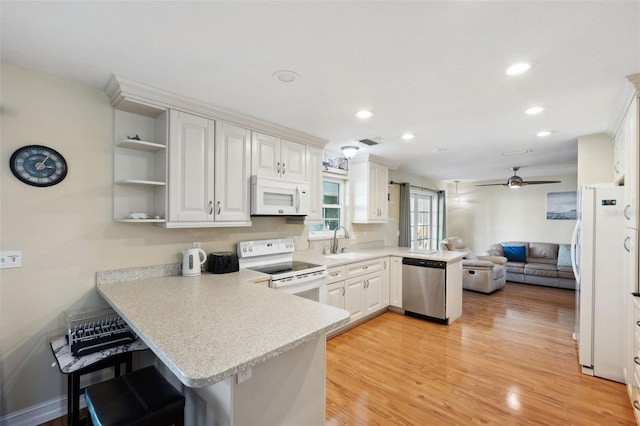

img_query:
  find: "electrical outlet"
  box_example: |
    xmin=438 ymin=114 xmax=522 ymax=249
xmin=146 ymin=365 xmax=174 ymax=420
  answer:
xmin=293 ymin=236 xmax=299 ymax=245
xmin=237 ymin=367 xmax=252 ymax=384
xmin=193 ymin=242 xmax=201 ymax=248
xmin=0 ymin=250 xmax=22 ymax=269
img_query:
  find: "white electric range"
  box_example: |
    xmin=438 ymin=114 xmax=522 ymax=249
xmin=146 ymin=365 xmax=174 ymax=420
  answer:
xmin=237 ymin=238 xmax=328 ymax=303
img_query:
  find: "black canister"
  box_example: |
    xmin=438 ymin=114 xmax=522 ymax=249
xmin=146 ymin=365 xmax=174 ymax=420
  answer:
xmin=207 ymin=252 xmax=239 ymax=274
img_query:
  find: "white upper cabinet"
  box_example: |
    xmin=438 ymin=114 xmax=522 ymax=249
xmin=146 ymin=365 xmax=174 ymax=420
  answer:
xmin=215 ymin=121 xmax=251 ymax=222
xmin=106 ymin=76 xmax=327 ymax=227
xmin=168 ymin=110 xmax=215 ymax=223
xmin=623 ymin=96 xmax=639 ymax=229
xmin=251 ymin=132 xmax=306 ymax=182
xmin=168 ymin=111 xmax=251 ymax=227
xmin=304 ymin=146 xmax=323 ymax=223
xmin=350 ymin=156 xmax=394 ymax=224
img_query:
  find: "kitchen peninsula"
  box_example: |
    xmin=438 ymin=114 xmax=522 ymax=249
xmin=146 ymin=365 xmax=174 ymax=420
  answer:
xmin=96 ymin=268 xmax=350 ymax=426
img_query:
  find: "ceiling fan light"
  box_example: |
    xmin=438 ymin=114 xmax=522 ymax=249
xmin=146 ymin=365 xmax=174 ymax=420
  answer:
xmin=341 ymin=146 xmax=359 ymax=158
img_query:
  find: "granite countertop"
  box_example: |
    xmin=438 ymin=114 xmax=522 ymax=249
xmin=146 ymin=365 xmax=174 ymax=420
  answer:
xmin=293 ymin=246 xmax=465 ymax=266
xmin=97 ymin=271 xmax=350 ymax=388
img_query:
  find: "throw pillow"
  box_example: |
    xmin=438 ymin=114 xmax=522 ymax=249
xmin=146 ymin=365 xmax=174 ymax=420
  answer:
xmin=503 ymin=245 xmax=526 ymax=263
xmin=557 ymin=244 xmax=571 ymax=267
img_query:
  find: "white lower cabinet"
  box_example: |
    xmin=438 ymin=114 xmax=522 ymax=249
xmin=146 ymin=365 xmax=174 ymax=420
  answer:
xmin=326 ymin=265 xmax=346 ymax=310
xmin=389 ymin=256 xmax=403 ymax=308
xmin=330 ymin=258 xmax=388 ymax=330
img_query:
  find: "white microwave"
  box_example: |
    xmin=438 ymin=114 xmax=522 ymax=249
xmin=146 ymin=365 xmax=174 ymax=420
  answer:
xmin=251 ymin=176 xmax=310 ymax=216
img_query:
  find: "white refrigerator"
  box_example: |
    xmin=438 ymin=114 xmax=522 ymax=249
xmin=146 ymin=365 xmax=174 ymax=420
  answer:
xmin=571 ymin=184 xmax=625 ymax=383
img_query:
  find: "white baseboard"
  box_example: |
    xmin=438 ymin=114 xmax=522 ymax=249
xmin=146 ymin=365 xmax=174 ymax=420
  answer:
xmin=0 ymin=395 xmax=85 ymax=426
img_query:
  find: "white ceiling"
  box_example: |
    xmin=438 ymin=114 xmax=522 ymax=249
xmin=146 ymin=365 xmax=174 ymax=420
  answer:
xmin=2 ymin=1 xmax=639 ymax=183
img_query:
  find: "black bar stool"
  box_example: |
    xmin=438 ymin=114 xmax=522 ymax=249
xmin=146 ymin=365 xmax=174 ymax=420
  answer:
xmin=85 ymin=365 xmax=185 ymax=426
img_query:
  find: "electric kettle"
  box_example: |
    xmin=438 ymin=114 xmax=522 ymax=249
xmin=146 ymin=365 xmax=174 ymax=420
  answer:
xmin=181 ymin=248 xmax=207 ymax=276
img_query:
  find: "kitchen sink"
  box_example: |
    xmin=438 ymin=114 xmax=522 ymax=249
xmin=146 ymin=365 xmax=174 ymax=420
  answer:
xmin=324 ymin=252 xmax=371 ymax=260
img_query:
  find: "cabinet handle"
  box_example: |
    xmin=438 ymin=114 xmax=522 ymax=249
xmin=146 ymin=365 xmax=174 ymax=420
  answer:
xmin=277 ymin=162 xmax=281 ymax=174
xmin=364 ymin=280 xmax=368 ymax=288
xmin=625 ymin=236 xmax=632 ymax=252
xmin=634 ymin=400 xmax=640 ymax=411
xmin=636 ymin=320 xmax=640 ymax=327
xmin=217 ymin=201 xmax=221 ymax=215
xmin=362 ymin=266 xmax=368 ymax=270
xmin=615 ymin=161 xmax=621 ymax=174
xmin=384 ymin=261 xmax=387 ymax=270
xmin=342 ymin=287 xmax=345 ymax=296
xmin=624 ymin=205 xmax=632 ymax=220
xmin=209 ymin=201 xmax=213 ymax=215
xmin=282 ymin=162 xmax=286 ymax=175
xmin=634 ymin=356 xmax=640 ymax=366
xmin=331 ymin=273 xmax=339 ymax=277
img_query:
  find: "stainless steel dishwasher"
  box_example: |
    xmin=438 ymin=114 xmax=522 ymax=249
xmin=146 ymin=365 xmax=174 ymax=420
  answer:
xmin=402 ymin=258 xmax=447 ymax=323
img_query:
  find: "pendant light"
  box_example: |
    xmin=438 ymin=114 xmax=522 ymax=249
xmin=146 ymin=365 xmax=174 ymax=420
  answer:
xmin=454 ymin=181 xmax=461 ymax=203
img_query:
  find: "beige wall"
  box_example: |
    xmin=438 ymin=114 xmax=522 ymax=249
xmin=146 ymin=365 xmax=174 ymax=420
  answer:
xmin=577 ymin=133 xmax=614 ymax=186
xmin=0 ymin=65 xmax=320 ymax=416
xmin=446 ymin=176 xmax=579 ymax=253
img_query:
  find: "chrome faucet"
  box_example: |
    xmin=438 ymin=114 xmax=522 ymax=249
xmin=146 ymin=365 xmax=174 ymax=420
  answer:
xmin=332 ymin=226 xmax=350 ymax=254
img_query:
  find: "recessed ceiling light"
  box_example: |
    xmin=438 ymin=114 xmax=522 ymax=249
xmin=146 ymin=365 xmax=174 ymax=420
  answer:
xmin=525 ymin=106 xmax=544 ymax=115
xmin=505 ymin=62 xmax=531 ymax=76
xmin=273 ymin=70 xmax=299 ymax=83
xmin=401 ymin=133 xmax=415 ymax=140
xmin=536 ymin=130 xmax=552 ymax=137
xmin=432 ymin=147 xmax=447 ymax=153
xmin=355 ymin=110 xmax=373 ymax=119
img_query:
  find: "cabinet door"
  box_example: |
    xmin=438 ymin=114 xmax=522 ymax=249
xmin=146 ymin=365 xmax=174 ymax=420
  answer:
xmin=364 ymin=272 xmax=383 ymax=315
xmin=251 ymin=132 xmax=280 ymax=178
xmin=381 ymin=257 xmax=390 ymax=306
xmin=368 ymin=164 xmax=379 ymax=219
xmin=376 ymin=164 xmax=389 ymax=220
xmin=168 ymin=110 xmax=214 ymax=222
xmin=327 ymin=281 xmax=345 ymax=310
xmin=215 ymin=122 xmax=251 ymax=222
xmin=281 ymin=139 xmax=306 ymax=182
xmin=624 ymin=98 xmax=639 ymax=229
xmin=389 ymin=257 xmax=403 ymax=308
xmin=345 ymin=277 xmax=365 ymax=322
xmin=305 ymin=146 xmax=323 ymax=222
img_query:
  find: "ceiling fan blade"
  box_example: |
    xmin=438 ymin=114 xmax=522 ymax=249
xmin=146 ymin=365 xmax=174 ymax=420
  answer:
xmin=474 ymin=183 xmax=509 ymax=187
xmin=522 ymin=180 xmax=562 ymax=185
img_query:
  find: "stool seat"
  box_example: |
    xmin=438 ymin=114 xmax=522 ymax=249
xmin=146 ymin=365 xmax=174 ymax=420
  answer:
xmin=85 ymin=365 xmax=184 ymax=426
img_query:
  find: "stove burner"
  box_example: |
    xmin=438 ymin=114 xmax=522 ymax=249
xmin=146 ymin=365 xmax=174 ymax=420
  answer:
xmin=248 ymin=261 xmax=322 ymax=276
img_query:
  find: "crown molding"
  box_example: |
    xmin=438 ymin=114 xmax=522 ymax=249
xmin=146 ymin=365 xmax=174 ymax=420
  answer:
xmin=349 ymin=153 xmax=400 ymax=169
xmin=105 ymin=75 xmax=327 ymax=148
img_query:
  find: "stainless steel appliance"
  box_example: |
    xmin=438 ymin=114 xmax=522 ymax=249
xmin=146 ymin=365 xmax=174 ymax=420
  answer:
xmin=237 ymin=238 xmax=327 ymax=303
xmin=402 ymin=258 xmax=447 ymax=323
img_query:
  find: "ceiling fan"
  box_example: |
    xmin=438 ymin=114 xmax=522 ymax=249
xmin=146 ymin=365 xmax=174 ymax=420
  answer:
xmin=475 ymin=167 xmax=561 ymax=189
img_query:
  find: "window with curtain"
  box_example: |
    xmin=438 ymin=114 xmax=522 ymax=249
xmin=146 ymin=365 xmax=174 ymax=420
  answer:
xmin=309 ymin=178 xmax=345 ymax=237
xmin=410 ymin=187 xmax=439 ymax=250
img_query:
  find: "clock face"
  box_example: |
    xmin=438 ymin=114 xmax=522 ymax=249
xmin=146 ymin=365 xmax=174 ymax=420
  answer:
xmin=10 ymin=145 xmax=68 ymax=187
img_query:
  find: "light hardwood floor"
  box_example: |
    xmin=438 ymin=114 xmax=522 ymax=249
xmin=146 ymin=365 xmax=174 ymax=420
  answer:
xmin=326 ymin=282 xmax=636 ymax=425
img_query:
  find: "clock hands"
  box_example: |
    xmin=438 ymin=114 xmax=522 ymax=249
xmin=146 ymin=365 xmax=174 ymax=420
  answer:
xmin=35 ymin=155 xmax=50 ymax=170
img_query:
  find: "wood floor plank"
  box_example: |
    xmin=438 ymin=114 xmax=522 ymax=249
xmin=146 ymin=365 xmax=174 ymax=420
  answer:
xmin=326 ymin=283 xmax=636 ymax=425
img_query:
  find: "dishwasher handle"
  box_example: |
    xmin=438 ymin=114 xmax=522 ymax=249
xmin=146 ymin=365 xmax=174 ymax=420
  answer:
xmin=402 ymin=257 xmax=446 ymax=269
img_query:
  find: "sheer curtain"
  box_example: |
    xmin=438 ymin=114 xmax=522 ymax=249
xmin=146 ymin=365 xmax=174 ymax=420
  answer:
xmin=399 ymin=183 xmax=411 ymax=247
